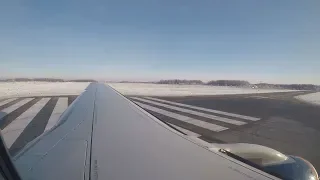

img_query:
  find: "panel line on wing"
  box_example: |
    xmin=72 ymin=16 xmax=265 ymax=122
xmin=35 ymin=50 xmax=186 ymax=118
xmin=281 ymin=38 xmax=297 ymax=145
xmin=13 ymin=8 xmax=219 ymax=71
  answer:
xmin=134 ymin=101 xmax=228 ymax=132
xmin=132 ymin=97 xmax=245 ymax=125
xmin=167 ymin=123 xmax=200 ymax=137
xmin=144 ymin=97 xmax=260 ymax=121
xmin=68 ymin=96 xmax=78 ymax=106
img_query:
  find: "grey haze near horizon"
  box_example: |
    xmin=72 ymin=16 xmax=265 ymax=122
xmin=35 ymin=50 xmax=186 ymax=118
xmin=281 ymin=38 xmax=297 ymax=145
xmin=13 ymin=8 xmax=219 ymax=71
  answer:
xmin=0 ymin=0 xmax=319 ymax=84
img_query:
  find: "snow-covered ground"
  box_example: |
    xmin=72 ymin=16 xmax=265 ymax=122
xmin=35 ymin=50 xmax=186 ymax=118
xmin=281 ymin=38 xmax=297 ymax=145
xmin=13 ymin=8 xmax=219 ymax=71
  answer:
xmin=107 ymin=83 xmax=298 ymax=96
xmin=0 ymin=82 xmax=89 ymax=99
xmin=295 ymin=92 xmax=320 ymax=105
xmin=0 ymin=82 xmax=302 ymax=99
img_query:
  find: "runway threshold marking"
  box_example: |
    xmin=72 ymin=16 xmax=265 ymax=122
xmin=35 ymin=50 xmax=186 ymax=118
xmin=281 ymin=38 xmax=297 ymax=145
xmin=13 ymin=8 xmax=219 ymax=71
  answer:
xmin=0 ymin=96 xmax=78 ymax=155
xmin=0 ymin=98 xmax=26 ymax=111
xmin=2 ymin=98 xmax=51 ymax=148
xmin=134 ymin=101 xmax=228 ymax=132
xmin=9 ymin=97 xmax=59 ymax=156
xmin=0 ymin=98 xmax=34 ymax=120
xmin=0 ymin=98 xmax=18 ymax=107
xmin=132 ymin=97 xmax=245 ymax=125
xmin=144 ymin=97 xmax=260 ymax=121
xmin=45 ymin=97 xmax=68 ymax=132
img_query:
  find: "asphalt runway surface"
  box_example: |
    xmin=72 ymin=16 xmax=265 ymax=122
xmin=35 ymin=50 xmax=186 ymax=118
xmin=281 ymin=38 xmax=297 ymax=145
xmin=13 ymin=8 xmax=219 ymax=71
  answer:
xmin=2 ymin=91 xmax=320 ymax=171
xmin=128 ymin=91 xmax=320 ymax=171
xmin=0 ymin=95 xmax=78 ymax=156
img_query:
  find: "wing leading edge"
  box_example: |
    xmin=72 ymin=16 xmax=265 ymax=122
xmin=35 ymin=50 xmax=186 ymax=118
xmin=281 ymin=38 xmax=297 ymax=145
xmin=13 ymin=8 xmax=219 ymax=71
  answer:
xmin=13 ymin=83 xmax=278 ymax=180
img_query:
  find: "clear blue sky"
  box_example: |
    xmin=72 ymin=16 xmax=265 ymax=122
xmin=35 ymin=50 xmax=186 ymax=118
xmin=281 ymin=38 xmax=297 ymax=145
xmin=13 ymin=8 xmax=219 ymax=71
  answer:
xmin=1 ymin=0 xmax=319 ymax=84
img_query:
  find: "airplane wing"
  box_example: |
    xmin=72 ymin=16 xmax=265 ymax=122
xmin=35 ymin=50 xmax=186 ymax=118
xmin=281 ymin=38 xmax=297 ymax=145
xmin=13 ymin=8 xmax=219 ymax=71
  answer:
xmin=5 ymin=83 xmax=313 ymax=180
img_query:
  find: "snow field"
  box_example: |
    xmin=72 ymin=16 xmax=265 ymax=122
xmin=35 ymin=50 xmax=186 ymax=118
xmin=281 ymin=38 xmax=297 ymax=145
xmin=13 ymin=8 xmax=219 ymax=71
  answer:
xmin=107 ymin=83 xmax=298 ymax=96
xmin=0 ymin=82 xmax=89 ymax=99
xmin=295 ymin=92 xmax=320 ymax=105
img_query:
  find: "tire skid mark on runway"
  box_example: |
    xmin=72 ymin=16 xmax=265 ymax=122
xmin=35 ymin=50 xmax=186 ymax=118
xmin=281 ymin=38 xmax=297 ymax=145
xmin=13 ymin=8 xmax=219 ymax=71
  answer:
xmin=9 ymin=97 xmax=58 ymax=156
xmin=0 ymin=98 xmax=39 ymax=130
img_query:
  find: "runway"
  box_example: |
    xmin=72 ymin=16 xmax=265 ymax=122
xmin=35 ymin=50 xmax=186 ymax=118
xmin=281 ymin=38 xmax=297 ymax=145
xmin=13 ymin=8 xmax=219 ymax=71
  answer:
xmin=0 ymin=95 xmax=78 ymax=156
xmin=1 ymin=90 xmax=319 ymax=171
xmin=128 ymin=91 xmax=320 ymax=170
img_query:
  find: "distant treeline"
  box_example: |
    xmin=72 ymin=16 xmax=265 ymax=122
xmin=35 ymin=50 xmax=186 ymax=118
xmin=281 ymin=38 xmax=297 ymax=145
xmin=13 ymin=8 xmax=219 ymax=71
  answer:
xmin=118 ymin=81 xmax=153 ymax=83
xmin=207 ymin=80 xmax=251 ymax=86
xmin=254 ymin=83 xmax=320 ymax=91
xmin=0 ymin=78 xmax=97 ymax=82
xmin=157 ymin=79 xmax=251 ymax=86
xmin=156 ymin=79 xmax=320 ymax=91
xmin=158 ymin=79 xmax=204 ymax=85
xmin=1 ymin=78 xmax=319 ymax=90
xmin=68 ymin=79 xmax=97 ymax=82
